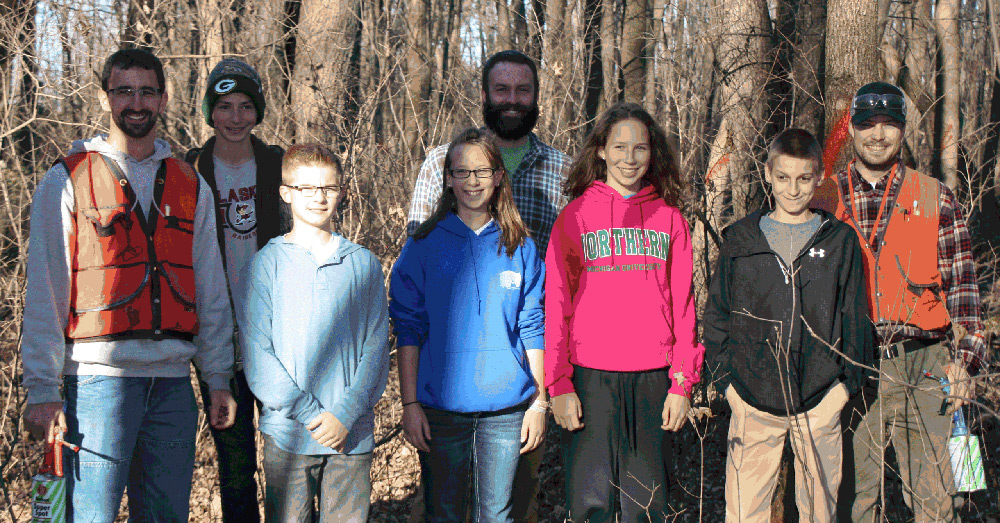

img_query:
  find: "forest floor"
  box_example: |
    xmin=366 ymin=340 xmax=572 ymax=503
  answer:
xmin=2 ymin=359 xmax=999 ymax=522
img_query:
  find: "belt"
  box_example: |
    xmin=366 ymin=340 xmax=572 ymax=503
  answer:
xmin=881 ymin=338 xmax=937 ymax=360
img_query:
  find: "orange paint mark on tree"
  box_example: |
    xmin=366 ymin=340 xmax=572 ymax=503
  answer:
xmin=823 ymin=108 xmax=852 ymax=180
xmin=705 ymin=153 xmax=730 ymax=183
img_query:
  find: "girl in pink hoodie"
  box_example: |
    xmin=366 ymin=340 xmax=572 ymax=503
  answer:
xmin=545 ymin=102 xmax=704 ymax=523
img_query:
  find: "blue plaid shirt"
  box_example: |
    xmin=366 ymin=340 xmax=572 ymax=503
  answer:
xmin=406 ymin=132 xmax=572 ymax=254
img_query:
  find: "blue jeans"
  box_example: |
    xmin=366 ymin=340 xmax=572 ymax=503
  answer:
xmin=262 ymin=434 xmax=372 ymax=523
xmin=198 ymin=370 xmax=260 ymax=523
xmin=420 ymin=405 xmax=525 ymax=523
xmin=63 ymin=375 xmax=198 ymax=523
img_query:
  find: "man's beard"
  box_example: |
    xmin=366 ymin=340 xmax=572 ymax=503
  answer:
xmin=483 ymin=99 xmax=539 ymax=141
xmin=855 ymin=142 xmax=901 ymax=173
xmin=114 ymin=109 xmax=158 ymax=139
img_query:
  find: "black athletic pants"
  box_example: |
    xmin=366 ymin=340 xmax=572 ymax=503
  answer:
xmin=564 ymin=366 xmax=670 ymax=523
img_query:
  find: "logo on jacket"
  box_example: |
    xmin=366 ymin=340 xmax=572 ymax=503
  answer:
xmin=499 ymin=271 xmax=522 ymax=290
xmin=808 ymin=248 xmax=825 ymax=258
xmin=580 ymin=227 xmax=671 ymax=262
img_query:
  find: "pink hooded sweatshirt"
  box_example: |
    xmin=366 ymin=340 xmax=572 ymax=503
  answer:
xmin=544 ymin=181 xmax=704 ymax=398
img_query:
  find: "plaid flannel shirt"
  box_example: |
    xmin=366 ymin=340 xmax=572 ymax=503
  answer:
xmin=836 ymin=162 xmax=988 ymax=372
xmin=406 ymin=132 xmax=572 ymax=255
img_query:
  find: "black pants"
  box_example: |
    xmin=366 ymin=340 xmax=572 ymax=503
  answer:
xmin=198 ymin=369 xmax=261 ymax=523
xmin=564 ymin=366 xmax=670 ymax=523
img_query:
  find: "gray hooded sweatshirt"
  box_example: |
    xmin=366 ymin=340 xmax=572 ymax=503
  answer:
xmin=22 ymin=135 xmax=234 ymax=404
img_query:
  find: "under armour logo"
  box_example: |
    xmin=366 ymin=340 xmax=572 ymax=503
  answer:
xmin=808 ymin=248 xmax=825 ymax=258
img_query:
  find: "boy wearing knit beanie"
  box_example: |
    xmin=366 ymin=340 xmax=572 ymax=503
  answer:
xmin=186 ymin=57 xmax=285 ymax=523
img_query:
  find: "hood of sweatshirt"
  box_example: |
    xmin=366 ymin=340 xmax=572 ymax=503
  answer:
xmin=67 ymin=134 xmax=175 ymax=210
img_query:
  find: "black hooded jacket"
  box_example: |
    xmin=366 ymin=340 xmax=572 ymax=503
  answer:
xmin=185 ymin=135 xmax=287 ymax=266
xmin=703 ymin=208 xmax=873 ymax=415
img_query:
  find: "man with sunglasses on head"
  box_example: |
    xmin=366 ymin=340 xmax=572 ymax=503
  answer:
xmin=833 ymin=82 xmax=987 ymax=523
xmin=184 ymin=57 xmax=285 ymax=523
xmin=406 ymin=49 xmax=571 ymax=523
xmin=21 ymin=48 xmax=236 ymax=521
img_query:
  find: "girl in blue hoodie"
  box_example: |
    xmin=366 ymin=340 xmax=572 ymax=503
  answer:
xmin=390 ymin=128 xmax=547 ymax=523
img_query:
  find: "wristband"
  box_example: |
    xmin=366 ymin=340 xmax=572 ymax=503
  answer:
xmin=529 ymin=398 xmax=550 ymax=413
xmin=402 ymin=400 xmax=420 ymax=407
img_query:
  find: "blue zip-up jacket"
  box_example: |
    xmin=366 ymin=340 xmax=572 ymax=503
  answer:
xmin=239 ymin=235 xmax=390 ymax=455
xmin=390 ymin=212 xmax=545 ymax=413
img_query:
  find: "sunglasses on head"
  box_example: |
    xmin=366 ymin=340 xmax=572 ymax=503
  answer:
xmin=852 ymin=93 xmax=905 ymax=113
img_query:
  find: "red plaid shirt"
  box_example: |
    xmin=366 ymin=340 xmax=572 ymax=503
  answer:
xmin=836 ymin=162 xmax=987 ymax=372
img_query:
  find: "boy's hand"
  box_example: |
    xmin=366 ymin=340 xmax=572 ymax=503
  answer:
xmin=24 ymin=402 xmax=67 ymax=443
xmin=209 ymin=390 xmax=237 ymax=430
xmin=661 ymin=393 xmax=690 ymax=432
xmin=520 ymin=409 xmax=546 ymax=454
xmin=944 ymin=362 xmax=974 ymax=413
xmin=401 ymin=403 xmax=431 ymax=452
xmin=552 ymin=393 xmax=584 ymax=431
xmin=307 ymin=412 xmax=348 ymax=451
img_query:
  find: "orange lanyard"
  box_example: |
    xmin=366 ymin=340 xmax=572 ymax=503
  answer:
xmin=846 ymin=160 xmax=898 ymax=247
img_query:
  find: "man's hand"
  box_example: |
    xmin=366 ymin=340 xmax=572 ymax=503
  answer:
xmin=401 ymin=403 xmax=431 ymax=452
xmin=552 ymin=393 xmax=584 ymax=431
xmin=944 ymin=362 xmax=975 ymax=413
xmin=307 ymin=412 xmax=349 ymax=452
xmin=208 ymin=390 xmax=237 ymax=430
xmin=24 ymin=402 xmax=67 ymax=443
xmin=520 ymin=409 xmax=546 ymax=454
xmin=661 ymin=393 xmax=690 ymax=432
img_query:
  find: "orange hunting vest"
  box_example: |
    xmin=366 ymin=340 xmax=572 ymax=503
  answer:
xmin=63 ymin=152 xmax=199 ymax=342
xmin=835 ymin=163 xmax=949 ymax=332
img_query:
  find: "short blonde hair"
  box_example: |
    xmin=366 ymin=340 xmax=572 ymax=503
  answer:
xmin=281 ymin=144 xmax=343 ymax=184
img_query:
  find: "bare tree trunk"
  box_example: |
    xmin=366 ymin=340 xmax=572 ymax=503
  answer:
xmin=496 ymin=0 xmax=514 ymax=49
xmin=584 ymin=0 xmax=605 ymax=127
xmin=709 ymin=0 xmax=770 ymax=219
xmin=936 ymin=0 xmax=960 ymax=189
xmin=290 ymin=0 xmax=358 ymax=143
xmin=621 ymin=0 xmax=649 ymax=103
xmin=542 ymin=0 xmax=572 ymax=131
xmin=601 ymin=0 xmax=618 ymax=108
xmin=403 ymin=0 xmax=431 ymax=177
xmin=825 ymin=0 xmax=880 ymax=174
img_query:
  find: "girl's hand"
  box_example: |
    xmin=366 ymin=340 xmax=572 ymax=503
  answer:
xmin=661 ymin=393 xmax=690 ymax=432
xmin=520 ymin=409 xmax=546 ymax=454
xmin=402 ymin=403 xmax=432 ymax=452
xmin=552 ymin=392 xmax=584 ymax=431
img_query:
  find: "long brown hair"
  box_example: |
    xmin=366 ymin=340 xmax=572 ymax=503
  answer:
xmin=412 ymin=127 xmax=529 ymax=257
xmin=564 ymin=102 xmax=683 ymax=207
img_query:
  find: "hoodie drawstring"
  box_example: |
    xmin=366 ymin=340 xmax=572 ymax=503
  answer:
xmin=467 ymin=234 xmax=482 ymax=314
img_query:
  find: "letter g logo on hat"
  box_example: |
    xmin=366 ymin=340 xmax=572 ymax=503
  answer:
xmin=214 ymin=79 xmax=236 ymax=94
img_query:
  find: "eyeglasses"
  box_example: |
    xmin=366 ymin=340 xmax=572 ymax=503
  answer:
xmin=852 ymin=93 xmax=905 ymax=114
xmin=107 ymin=86 xmax=164 ymax=100
xmin=283 ymin=185 xmax=342 ymax=198
xmin=449 ymin=168 xmax=498 ymax=179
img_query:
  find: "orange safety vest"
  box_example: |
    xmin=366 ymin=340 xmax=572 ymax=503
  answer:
xmin=835 ymin=162 xmax=949 ymax=332
xmin=63 ymin=152 xmax=199 ymax=342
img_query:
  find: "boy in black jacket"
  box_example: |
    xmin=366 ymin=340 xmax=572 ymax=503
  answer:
xmin=703 ymin=129 xmax=871 ymax=523
xmin=185 ymin=58 xmax=285 ymax=523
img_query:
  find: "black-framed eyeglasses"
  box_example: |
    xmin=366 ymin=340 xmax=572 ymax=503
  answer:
xmin=106 ymin=86 xmax=164 ymax=100
xmin=449 ymin=168 xmax=498 ymax=179
xmin=852 ymin=93 xmax=905 ymax=113
xmin=283 ymin=185 xmax=342 ymax=198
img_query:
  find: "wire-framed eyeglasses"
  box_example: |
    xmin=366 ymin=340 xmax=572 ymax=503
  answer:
xmin=283 ymin=185 xmax=342 ymax=198
xmin=106 ymin=86 xmax=164 ymax=100
xmin=449 ymin=168 xmax=498 ymax=179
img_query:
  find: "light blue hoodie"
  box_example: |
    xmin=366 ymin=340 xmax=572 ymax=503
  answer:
xmin=239 ymin=235 xmax=390 ymax=455
xmin=390 ymin=212 xmax=545 ymax=413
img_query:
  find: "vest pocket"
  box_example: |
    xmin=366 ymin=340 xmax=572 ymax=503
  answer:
xmin=71 ymin=264 xmax=150 ymax=312
xmin=160 ymin=262 xmax=196 ymax=308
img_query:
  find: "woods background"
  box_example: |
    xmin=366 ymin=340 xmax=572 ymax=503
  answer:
xmin=1 ymin=0 xmax=999 ymax=520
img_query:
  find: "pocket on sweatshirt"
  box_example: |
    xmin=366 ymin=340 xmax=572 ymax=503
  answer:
xmin=435 ymin=347 xmax=534 ymax=411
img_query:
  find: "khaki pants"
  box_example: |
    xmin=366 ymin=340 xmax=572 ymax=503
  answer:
xmin=725 ymin=383 xmax=848 ymax=523
xmin=841 ymin=342 xmax=960 ymax=523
